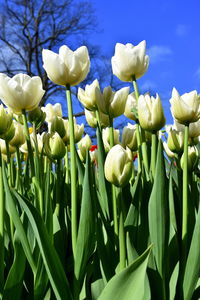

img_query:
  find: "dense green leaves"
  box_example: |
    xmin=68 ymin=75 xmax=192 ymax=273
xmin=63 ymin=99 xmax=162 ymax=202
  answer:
xmin=98 ymin=245 xmax=152 ymax=300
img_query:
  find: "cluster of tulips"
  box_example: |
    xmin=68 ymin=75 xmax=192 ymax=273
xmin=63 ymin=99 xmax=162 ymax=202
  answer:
xmin=0 ymin=40 xmax=200 ymax=300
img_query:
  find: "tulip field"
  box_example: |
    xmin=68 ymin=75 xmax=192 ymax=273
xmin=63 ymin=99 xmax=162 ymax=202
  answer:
xmin=0 ymin=41 xmax=200 ymax=300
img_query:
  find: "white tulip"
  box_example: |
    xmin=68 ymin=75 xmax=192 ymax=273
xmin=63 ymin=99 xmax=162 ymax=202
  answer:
xmin=102 ymin=127 xmax=120 ymax=152
xmin=111 ymin=41 xmax=149 ymax=82
xmin=97 ymin=86 xmax=129 ymax=118
xmin=42 ymin=45 xmax=90 ymax=86
xmin=0 ymin=73 xmax=45 ymax=114
xmin=62 ymin=117 xmax=84 ymax=145
xmin=78 ymin=79 xmax=102 ymax=111
xmin=85 ymin=109 xmax=110 ymax=128
xmin=170 ymin=88 xmax=200 ymax=125
xmin=122 ymin=123 xmax=137 ymax=151
xmin=124 ymin=92 xmax=138 ymax=121
xmin=104 ymin=144 xmax=133 ymax=187
xmin=138 ymin=93 xmax=166 ymax=132
xmin=42 ymin=103 xmax=62 ymax=123
xmin=9 ymin=120 xmax=25 ymax=147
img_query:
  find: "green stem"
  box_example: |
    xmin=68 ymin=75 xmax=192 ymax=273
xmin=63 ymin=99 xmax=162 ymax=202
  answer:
xmin=95 ymin=110 xmax=101 ymax=132
xmin=182 ymin=124 xmax=189 ymax=252
xmin=65 ymin=148 xmax=69 ymax=185
xmin=15 ymin=147 xmax=22 ymax=193
xmin=118 ymin=188 xmax=126 ymax=271
xmin=5 ymin=141 xmax=12 ymax=186
xmin=66 ymin=85 xmax=77 ymax=257
xmin=112 ymin=185 xmax=118 ymax=237
xmin=22 ymin=110 xmax=35 ymax=177
xmin=151 ymin=133 xmax=157 ymax=178
xmin=132 ymin=75 xmax=140 ymax=101
xmin=55 ymin=159 xmax=61 ymax=217
xmin=135 ymin=123 xmax=142 ymax=173
xmin=133 ymin=78 xmax=149 ymax=174
xmin=109 ymin=117 xmax=114 ymax=148
xmin=0 ymin=153 xmax=4 ymax=290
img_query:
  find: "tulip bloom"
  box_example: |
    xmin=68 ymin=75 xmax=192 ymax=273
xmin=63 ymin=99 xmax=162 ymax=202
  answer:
xmin=124 ymin=92 xmax=138 ymax=121
xmin=104 ymin=144 xmax=133 ymax=187
xmin=138 ymin=93 xmax=166 ymax=132
xmin=85 ymin=109 xmax=110 ymax=128
xmin=42 ymin=103 xmax=62 ymax=123
xmin=78 ymin=79 xmax=102 ymax=111
xmin=97 ymin=86 xmax=129 ymax=118
xmin=122 ymin=123 xmax=137 ymax=151
xmin=170 ymin=88 xmax=200 ymax=125
xmin=62 ymin=117 xmax=84 ymax=145
xmin=111 ymin=41 xmax=149 ymax=82
xmin=42 ymin=45 xmax=90 ymax=86
xmin=0 ymin=74 xmax=45 ymax=114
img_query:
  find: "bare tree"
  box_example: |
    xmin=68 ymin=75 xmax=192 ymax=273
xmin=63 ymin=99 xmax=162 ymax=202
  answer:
xmin=0 ymin=0 xmax=102 ymax=105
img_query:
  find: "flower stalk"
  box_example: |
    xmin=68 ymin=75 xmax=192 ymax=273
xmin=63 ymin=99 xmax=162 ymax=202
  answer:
xmin=66 ymin=84 xmax=77 ymax=257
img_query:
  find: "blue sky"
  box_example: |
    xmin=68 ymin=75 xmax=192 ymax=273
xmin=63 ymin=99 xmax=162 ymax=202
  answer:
xmin=87 ymin=0 xmax=200 ymax=124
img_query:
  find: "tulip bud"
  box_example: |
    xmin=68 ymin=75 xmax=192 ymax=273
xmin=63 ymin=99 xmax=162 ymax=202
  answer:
xmin=111 ymin=41 xmax=149 ymax=82
xmin=42 ymin=103 xmax=62 ymax=123
xmin=124 ymin=92 xmax=138 ymax=121
xmin=77 ymin=134 xmax=92 ymax=162
xmin=0 ymin=104 xmax=13 ymax=135
xmin=138 ymin=93 xmax=166 ymax=132
xmin=104 ymin=145 xmax=133 ymax=187
xmin=51 ymin=116 xmax=66 ymax=138
xmin=102 ymin=127 xmax=120 ymax=152
xmin=170 ymin=88 xmax=200 ymax=125
xmin=62 ymin=117 xmax=84 ymax=145
xmin=122 ymin=123 xmax=137 ymax=151
xmin=85 ymin=109 xmax=110 ymax=128
xmin=163 ymin=141 xmax=176 ymax=159
xmin=9 ymin=121 xmax=25 ymax=147
xmin=167 ymin=129 xmax=184 ymax=154
xmin=181 ymin=146 xmax=198 ymax=171
xmin=0 ymin=138 xmax=16 ymax=155
xmin=42 ymin=45 xmax=90 ymax=86
xmin=3 ymin=121 xmax=15 ymax=142
xmin=28 ymin=107 xmax=46 ymax=129
xmin=97 ymin=86 xmax=129 ymax=118
xmin=0 ymin=74 xmax=45 ymax=114
xmin=44 ymin=132 xmax=66 ymax=160
xmin=78 ymin=79 xmax=102 ymax=111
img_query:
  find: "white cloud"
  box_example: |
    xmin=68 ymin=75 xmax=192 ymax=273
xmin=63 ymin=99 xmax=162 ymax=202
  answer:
xmin=175 ymin=24 xmax=189 ymax=37
xmin=147 ymin=45 xmax=172 ymax=64
xmin=195 ymin=67 xmax=200 ymax=80
xmin=140 ymin=80 xmax=157 ymax=92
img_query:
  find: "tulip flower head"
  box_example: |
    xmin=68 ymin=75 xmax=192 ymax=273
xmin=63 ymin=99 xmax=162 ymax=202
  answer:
xmin=42 ymin=103 xmax=63 ymax=123
xmin=97 ymin=86 xmax=129 ymax=119
xmin=42 ymin=45 xmax=90 ymax=86
xmin=122 ymin=123 xmax=138 ymax=151
xmin=124 ymin=92 xmax=138 ymax=121
xmin=78 ymin=79 xmax=102 ymax=111
xmin=104 ymin=144 xmax=133 ymax=187
xmin=0 ymin=73 xmax=45 ymax=114
xmin=138 ymin=93 xmax=166 ymax=132
xmin=111 ymin=41 xmax=149 ymax=82
xmin=170 ymin=88 xmax=200 ymax=125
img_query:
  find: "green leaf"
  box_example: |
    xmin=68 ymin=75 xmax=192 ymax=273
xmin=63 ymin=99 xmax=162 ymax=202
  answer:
xmin=183 ymin=205 xmax=200 ymax=300
xmin=3 ymin=235 xmax=26 ymax=300
xmin=96 ymin=125 xmax=110 ymax=220
xmin=12 ymin=190 xmax=73 ymax=300
xmin=2 ymin=161 xmax=36 ymax=273
xmin=148 ymin=140 xmax=169 ymax=278
xmin=74 ymin=152 xmax=96 ymax=288
xmin=98 ymin=245 xmax=152 ymax=300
